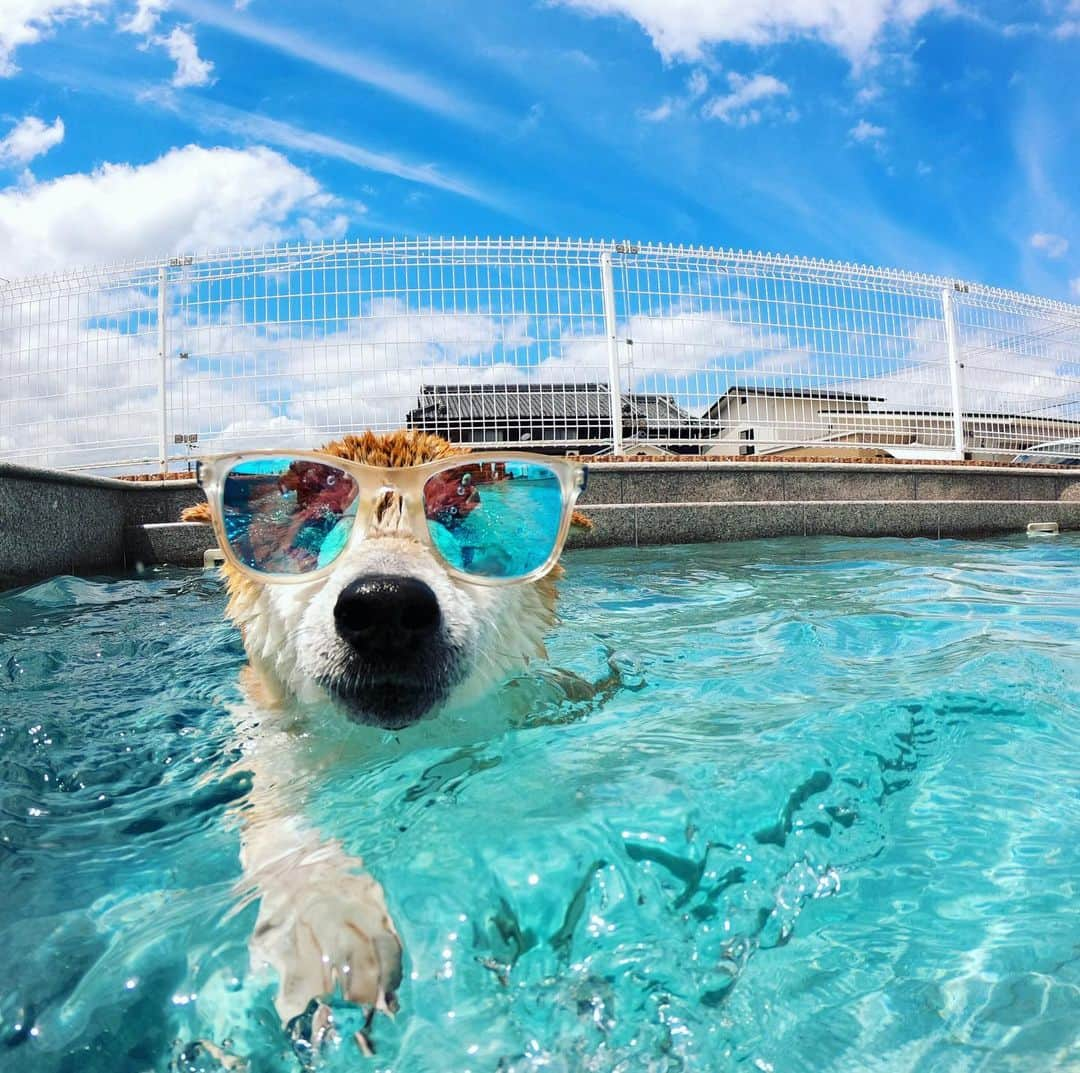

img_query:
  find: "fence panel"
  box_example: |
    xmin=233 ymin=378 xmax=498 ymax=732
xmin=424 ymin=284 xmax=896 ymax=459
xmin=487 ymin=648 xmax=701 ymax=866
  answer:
xmin=0 ymin=265 xmax=162 ymax=470
xmin=949 ymin=289 xmax=1080 ymax=459
xmin=610 ymin=246 xmax=955 ymax=456
xmin=1 ymin=239 xmax=1078 ymax=473
xmin=165 ymin=240 xmax=617 ymax=465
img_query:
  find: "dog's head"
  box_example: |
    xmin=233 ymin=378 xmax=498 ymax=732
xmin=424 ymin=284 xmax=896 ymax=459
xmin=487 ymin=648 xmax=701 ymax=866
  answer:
xmin=185 ymin=431 xmax=589 ymax=729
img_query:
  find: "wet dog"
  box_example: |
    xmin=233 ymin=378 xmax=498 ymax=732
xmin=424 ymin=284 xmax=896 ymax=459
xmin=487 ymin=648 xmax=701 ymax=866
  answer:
xmin=181 ymin=430 xmax=588 ymax=1048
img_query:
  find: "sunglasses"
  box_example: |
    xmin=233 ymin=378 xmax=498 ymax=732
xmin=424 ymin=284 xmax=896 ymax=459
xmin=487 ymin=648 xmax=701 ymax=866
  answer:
xmin=196 ymin=450 xmax=588 ymax=586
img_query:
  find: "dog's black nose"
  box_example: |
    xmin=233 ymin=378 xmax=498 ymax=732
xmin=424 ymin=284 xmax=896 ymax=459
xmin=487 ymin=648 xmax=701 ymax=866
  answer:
xmin=333 ymin=575 xmax=442 ymax=655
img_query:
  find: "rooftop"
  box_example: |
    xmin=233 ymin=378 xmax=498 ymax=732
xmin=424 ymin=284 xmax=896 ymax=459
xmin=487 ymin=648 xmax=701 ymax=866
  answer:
xmin=407 ymin=383 xmax=703 ymax=428
xmin=712 ymin=386 xmax=887 ymax=404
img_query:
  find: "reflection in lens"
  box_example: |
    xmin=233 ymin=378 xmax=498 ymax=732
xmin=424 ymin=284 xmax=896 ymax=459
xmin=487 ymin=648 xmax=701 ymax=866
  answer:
xmin=222 ymin=457 xmax=358 ymax=574
xmin=423 ymin=461 xmax=563 ymax=579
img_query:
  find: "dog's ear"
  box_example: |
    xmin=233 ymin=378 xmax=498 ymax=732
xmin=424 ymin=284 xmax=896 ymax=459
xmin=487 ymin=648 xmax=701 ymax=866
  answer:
xmin=570 ymin=510 xmax=593 ymax=532
xmin=181 ymin=502 xmax=212 ymax=524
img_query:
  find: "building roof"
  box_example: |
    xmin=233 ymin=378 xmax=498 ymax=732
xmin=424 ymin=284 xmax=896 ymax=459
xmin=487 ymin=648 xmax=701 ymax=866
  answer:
xmin=407 ymin=382 xmax=702 ymax=430
xmin=703 ymin=385 xmax=886 ymax=419
xmin=711 ymin=385 xmax=886 ymax=404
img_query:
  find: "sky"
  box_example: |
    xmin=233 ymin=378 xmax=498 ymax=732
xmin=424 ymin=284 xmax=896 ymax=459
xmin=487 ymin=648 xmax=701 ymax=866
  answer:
xmin=1 ymin=0 xmax=1079 ymax=299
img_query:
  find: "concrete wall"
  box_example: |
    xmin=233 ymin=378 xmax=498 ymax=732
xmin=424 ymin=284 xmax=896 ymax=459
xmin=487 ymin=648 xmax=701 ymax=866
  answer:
xmin=0 ymin=463 xmax=203 ymax=589
xmin=1 ymin=459 xmax=1078 ymax=589
xmin=576 ymin=461 xmax=1080 ymax=547
xmin=0 ymin=464 xmax=130 ymax=588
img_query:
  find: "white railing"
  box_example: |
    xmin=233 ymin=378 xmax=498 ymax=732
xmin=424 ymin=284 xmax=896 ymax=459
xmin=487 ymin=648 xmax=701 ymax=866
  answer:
xmin=1 ymin=237 xmax=1078 ymax=472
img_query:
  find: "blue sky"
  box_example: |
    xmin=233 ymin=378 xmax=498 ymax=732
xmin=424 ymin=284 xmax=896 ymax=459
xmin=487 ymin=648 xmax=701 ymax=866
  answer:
xmin=1 ymin=0 xmax=1078 ymax=300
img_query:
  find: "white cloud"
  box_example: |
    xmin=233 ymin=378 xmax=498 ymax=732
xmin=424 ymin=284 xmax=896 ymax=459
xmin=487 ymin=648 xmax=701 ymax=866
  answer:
xmin=170 ymin=0 xmax=496 ymax=127
xmin=639 ymin=99 xmax=673 ymax=122
xmin=638 ymin=69 xmax=709 ymax=122
xmin=0 ymin=0 xmax=105 ymax=75
xmin=0 ymin=288 xmax=540 ymax=467
xmin=157 ymin=24 xmax=214 ymax=86
xmin=119 ymin=3 xmax=214 ymax=90
xmin=0 ymin=144 xmax=347 ymax=277
xmin=686 ymin=68 xmax=708 ymax=98
xmin=1071 ymin=278 xmax=1080 ymax=299
xmin=850 ymin=118 xmax=887 ymax=143
xmin=535 ymin=303 xmax=791 ymax=395
xmin=119 ymin=0 xmax=167 ymax=35
xmin=703 ymin=72 xmax=789 ymax=125
xmin=624 ymin=305 xmax=789 ymax=377
xmin=1054 ymin=0 xmax=1080 ymax=37
xmin=552 ymin=0 xmax=951 ymax=67
xmin=157 ymin=93 xmax=492 ymax=202
xmin=1030 ymin=231 xmax=1069 ymax=259
xmin=0 ymin=115 xmax=65 ymax=166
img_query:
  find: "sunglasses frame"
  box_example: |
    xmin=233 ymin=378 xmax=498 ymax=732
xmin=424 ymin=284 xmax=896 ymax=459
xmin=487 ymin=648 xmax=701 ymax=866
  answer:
xmin=196 ymin=449 xmax=588 ymax=587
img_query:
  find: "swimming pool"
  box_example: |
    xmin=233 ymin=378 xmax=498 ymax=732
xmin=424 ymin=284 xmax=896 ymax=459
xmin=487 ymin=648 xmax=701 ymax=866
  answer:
xmin=2 ymin=535 xmax=1078 ymax=1072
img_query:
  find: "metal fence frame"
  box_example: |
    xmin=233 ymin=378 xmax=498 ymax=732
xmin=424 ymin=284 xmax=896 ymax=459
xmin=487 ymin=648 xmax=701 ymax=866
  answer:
xmin=2 ymin=237 xmax=1078 ymax=473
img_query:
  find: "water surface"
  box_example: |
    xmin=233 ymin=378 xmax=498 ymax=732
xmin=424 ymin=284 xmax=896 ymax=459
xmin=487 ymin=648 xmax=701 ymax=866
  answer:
xmin=2 ymin=535 xmax=1078 ymax=1071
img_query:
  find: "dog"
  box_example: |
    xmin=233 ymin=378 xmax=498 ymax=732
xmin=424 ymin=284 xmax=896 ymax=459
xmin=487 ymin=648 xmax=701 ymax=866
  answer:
xmin=180 ymin=430 xmax=589 ymax=1052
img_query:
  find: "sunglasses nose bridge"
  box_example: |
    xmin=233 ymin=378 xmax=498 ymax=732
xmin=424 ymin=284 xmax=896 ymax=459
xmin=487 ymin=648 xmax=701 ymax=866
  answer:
xmin=358 ymin=480 xmax=422 ymax=539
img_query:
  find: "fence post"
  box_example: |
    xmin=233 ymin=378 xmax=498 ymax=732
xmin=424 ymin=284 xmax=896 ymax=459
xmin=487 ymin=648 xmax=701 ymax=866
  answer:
xmin=599 ymin=249 xmax=623 ymax=455
xmin=157 ymin=266 xmax=168 ymax=473
xmin=941 ymin=285 xmax=965 ymax=461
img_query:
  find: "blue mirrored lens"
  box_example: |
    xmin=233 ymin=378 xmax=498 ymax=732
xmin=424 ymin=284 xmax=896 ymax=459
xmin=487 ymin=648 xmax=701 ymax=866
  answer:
xmin=423 ymin=461 xmax=564 ymax=578
xmin=222 ymin=457 xmax=358 ymax=574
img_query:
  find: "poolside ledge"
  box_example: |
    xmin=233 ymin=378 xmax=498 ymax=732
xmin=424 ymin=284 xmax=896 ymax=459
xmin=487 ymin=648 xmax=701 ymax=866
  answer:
xmin=1 ymin=460 xmax=1078 ymax=589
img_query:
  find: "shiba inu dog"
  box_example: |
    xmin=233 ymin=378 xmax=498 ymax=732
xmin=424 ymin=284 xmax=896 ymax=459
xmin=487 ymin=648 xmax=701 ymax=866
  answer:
xmin=182 ymin=430 xmax=589 ymax=1049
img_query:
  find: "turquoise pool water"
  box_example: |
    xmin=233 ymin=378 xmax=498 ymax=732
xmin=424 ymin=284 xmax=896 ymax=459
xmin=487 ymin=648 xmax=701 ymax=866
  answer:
xmin=2 ymin=535 xmax=1078 ymax=1072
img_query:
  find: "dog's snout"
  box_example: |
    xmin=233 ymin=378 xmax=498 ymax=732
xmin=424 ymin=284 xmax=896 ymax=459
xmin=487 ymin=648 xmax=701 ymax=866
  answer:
xmin=334 ymin=575 xmax=441 ymax=654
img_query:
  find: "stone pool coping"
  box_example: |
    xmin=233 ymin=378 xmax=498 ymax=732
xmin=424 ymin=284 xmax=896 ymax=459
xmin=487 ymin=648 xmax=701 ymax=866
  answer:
xmin=2 ymin=459 xmax=1079 ymax=589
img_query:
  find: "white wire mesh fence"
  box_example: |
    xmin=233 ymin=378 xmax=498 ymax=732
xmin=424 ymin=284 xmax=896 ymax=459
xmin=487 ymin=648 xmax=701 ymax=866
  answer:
xmin=1 ymin=237 xmax=1078 ymax=473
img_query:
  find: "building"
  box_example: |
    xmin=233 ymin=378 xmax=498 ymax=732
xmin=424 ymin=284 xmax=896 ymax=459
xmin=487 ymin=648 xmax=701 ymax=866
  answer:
xmin=405 ymin=383 xmax=710 ymax=453
xmin=820 ymin=409 xmax=1080 ymax=460
xmin=703 ymin=386 xmax=1080 ymax=460
xmin=703 ymin=387 xmax=885 ymax=456
xmin=406 ymin=381 xmax=1080 ymax=461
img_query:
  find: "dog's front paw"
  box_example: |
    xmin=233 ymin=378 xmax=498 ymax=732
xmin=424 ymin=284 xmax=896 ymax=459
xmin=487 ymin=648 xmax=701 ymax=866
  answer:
xmin=248 ymin=847 xmax=403 ymax=1027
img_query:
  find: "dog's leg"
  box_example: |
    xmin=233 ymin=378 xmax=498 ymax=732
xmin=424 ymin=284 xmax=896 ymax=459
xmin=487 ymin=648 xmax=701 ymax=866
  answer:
xmin=229 ymin=703 xmax=403 ymax=1040
xmin=241 ymin=808 xmax=403 ymax=1025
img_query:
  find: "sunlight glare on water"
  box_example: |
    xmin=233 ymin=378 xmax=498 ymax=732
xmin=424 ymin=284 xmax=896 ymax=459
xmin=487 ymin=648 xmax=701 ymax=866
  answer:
xmin=1 ymin=535 xmax=1078 ymax=1072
